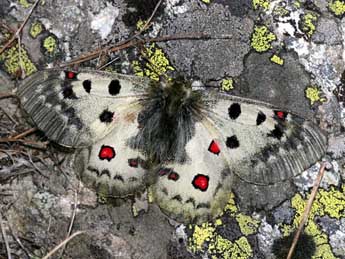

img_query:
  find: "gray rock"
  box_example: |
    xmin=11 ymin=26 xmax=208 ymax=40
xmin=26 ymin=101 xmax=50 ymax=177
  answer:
xmin=237 ymin=52 xmax=314 ymax=119
xmin=160 ymin=2 xmax=253 ymax=80
xmin=312 ymin=17 xmax=342 ymax=45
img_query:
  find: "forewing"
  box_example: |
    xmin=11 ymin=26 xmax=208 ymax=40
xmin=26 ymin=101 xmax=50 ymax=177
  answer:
xmin=152 ymin=120 xmax=233 ymax=224
xmin=17 ymin=69 xmax=149 ymax=147
xmin=205 ymin=94 xmax=327 ymax=185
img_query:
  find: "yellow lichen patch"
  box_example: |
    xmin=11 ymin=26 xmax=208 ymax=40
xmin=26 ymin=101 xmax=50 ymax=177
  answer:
xmin=236 ymin=213 xmax=260 ymax=236
xmin=18 ymin=0 xmax=31 ymax=8
xmin=0 ymin=44 xmax=37 ymax=76
xmin=43 ymin=35 xmax=57 ymax=53
xmin=280 ymin=186 xmax=345 ymax=258
xmin=329 ymin=0 xmax=345 ymax=16
xmin=294 ymin=0 xmax=301 ymax=8
xmin=221 ymin=78 xmax=234 ymax=91
xmin=208 ymin=236 xmax=253 ymax=259
xmin=252 ymin=0 xmax=270 ymax=10
xmin=132 ymin=204 xmax=139 ymax=217
xmin=215 ymin=218 xmax=222 ymax=226
xmin=200 ymin=0 xmax=212 ymax=4
xmin=302 ymin=12 xmax=318 ymax=38
xmin=147 ymin=187 xmax=154 ymax=203
xmin=131 ymin=43 xmax=174 ymax=81
xmin=188 ymin=223 xmax=216 ymax=252
xmin=270 ymin=54 xmax=284 ymax=65
xmin=29 ymin=21 xmax=43 ymax=38
xmin=188 ymin=192 xmax=255 ymax=258
xmin=224 ymin=192 xmax=238 ymax=214
xmin=305 ymin=86 xmax=326 ymax=105
xmin=273 ymin=5 xmax=290 ymax=16
xmin=136 ymin=19 xmax=146 ymax=31
xmin=251 ymin=25 xmax=277 ymax=53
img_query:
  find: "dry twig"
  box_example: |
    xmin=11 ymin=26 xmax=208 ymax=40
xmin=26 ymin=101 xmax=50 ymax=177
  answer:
xmin=7 ymin=220 xmax=33 ymax=259
xmin=59 ymin=33 xmax=213 ymax=68
xmin=58 ymin=187 xmax=79 ymax=258
xmin=286 ymin=162 xmax=327 ymax=259
xmin=11 ymin=127 xmax=37 ymax=139
xmin=0 ymin=213 xmax=12 ymax=259
xmin=41 ymin=231 xmax=85 ymax=259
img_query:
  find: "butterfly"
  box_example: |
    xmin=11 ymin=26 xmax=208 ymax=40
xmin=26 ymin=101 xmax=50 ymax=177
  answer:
xmin=17 ymin=69 xmax=327 ymax=224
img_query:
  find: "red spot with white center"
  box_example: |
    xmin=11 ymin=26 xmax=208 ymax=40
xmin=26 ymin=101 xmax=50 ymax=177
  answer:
xmin=208 ymin=140 xmax=221 ymax=155
xmin=128 ymin=158 xmax=138 ymax=168
xmin=274 ymin=111 xmax=287 ymax=120
xmin=192 ymin=174 xmax=209 ymax=192
xmin=65 ymin=71 xmax=77 ymax=80
xmin=98 ymin=145 xmax=116 ymax=161
xmin=168 ymin=172 xmax=179 ymax=181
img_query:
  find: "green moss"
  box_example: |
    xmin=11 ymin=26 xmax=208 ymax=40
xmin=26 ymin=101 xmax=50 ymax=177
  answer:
xmin=0 ymin=44 xmax=37 ymax=76
xmin=329 ymin=0 xmax=345 ymax=16
xmin=221 ymin=78 xmax=234 ymax=91
xmin=270 ymin=54 xmax=284 ymax=65
xmin=280 ymin=186 xmax=345 ymax=259
xmin=252 ymin=0 xmax=270 ymax=10
xmin=251 ymin=25 xmax=277 ymax=52
xmin=305 ymin=86 xmax=326 ymax=105
xmin=29 ymin=21 xmax=43 ymax=39
xmin=131 ymin=43 xmax=174 ymax=81
xmin=301 ymin=12 xmax=318 ymax=38
xmin=43 ymin=35 xmax=57 ymax=53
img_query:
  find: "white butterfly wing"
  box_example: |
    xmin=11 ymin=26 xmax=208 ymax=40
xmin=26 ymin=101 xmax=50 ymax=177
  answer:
xmin=206 ymin=94 xmax=327 ymax=185
xmin=74 ymin=108 xmax=149 ymax=197
xmin=18 ymin=70 xmax=150 ymax=196
xmin=18 ymin=69 xmax=149 ymax=147
xmin=152 ymin=120 xmax=233 ymax=223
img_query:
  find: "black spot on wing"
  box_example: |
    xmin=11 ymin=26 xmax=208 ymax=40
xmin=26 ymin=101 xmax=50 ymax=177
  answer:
xmin=113 ymin=175 xmax=124 ymax=182
xmin=99 ymin=110 xmax=114 ymax=123
xmin=63 ymin=106 xmax=83 ymax=130
xmin=172 ymin=195 xmax=182 ymax=202
xmin=87 ymin=166 xmax=100 ymax=176
xmin=268 ymin=124 xmax=284 ymax=140
xmin=185 ymin=197 xmax=196 ymax=208
xmin=196 ymin=202 xmax=211 ymax=209
xmin=62 ymin=86 xmax=77 ymax=99
xmin=228 ymin=103 xmax=241 ymax=120
xmin=256 ymin=111 xmax=266 ymax=125
xmin=226 ymin=135 xmax=240 ymax=149
xmin=100 ymin=169 xmax=111 ymax=178
xmin=108 ymin=80 xmax=121 ymax=96
xmin=83 ymin=80 xmax=91 ymax=93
